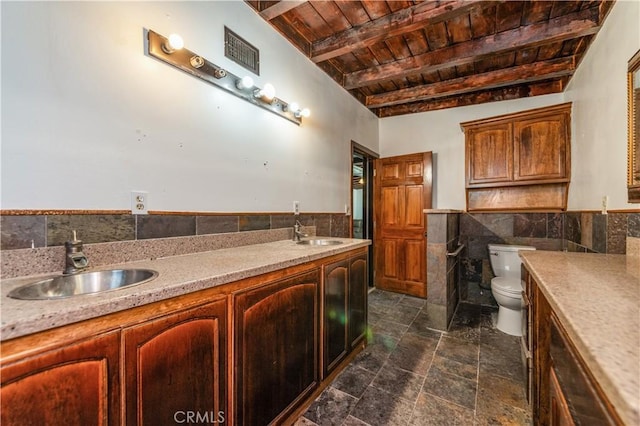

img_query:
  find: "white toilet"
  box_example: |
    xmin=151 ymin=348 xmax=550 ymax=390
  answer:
xmin=488 ymin=244 xmax=536 ymax=336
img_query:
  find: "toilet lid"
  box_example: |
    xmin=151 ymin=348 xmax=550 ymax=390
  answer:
xmin=491 ymin=277 xmax=523 ymax=295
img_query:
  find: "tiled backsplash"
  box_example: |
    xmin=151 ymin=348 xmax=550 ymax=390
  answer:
xmin=1 ymin=212 xmax=350 ymax=250
xmin=458 ymin=211 xmax=640 ymax=306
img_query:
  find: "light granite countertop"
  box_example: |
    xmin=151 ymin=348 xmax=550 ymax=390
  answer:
xmin=520 ymin=251 xmax=640 ymax=426
xmin=0 ymin=238 xmax=370 ymax=341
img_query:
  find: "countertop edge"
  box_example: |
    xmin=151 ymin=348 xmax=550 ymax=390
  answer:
xmin=520 ymin=251 xmax=640 ymax=426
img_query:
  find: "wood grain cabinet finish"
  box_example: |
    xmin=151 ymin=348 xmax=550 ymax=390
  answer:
xmin=528 ymin=270 xmax=621 ymax=426
xmin=234 ymin=269 xmax=320 ymax=426
xmin=466 ymin=123 xmax=513 ymax=185
xmin=462 ymin=103 xmax=571 ymax=211
xmin=123 ymin=298 xmax=227 ymax=426
xmin=323 ymin=251 xmax=368 ymax=377
xmin=1 ymin=330 xmax=121 ymax=426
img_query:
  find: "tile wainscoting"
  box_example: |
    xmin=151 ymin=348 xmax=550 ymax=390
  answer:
xmin=456 ymin=211 xmax=640 ymax=308
xmin=0 ymin=212 xmax=350 ymax=250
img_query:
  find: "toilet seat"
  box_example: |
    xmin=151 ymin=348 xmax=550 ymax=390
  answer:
xmin=491 ymin=277 xmax=522 ymax=295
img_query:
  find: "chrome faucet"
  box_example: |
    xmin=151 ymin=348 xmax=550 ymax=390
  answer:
xmin=64 ymin=230 xmax=89 ymax=275
xmin=293 ymin=220 xmax=308 ymax=242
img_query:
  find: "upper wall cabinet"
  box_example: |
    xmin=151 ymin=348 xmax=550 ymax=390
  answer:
xmin=462 ymin=103 xmax=571 ymax=211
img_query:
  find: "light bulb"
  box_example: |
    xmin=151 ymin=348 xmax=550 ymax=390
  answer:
xmin=162 ymin=33 xmax=184 ymax=54
xmin=300 ymin=108 xmax=311 ymax=118
xmin=236 ymin=76 xmax=254 ymax=90
xmin=260 ymin=83 xmax=276 ymax=101
xmin=289 ymin=102 xmax=300 ymax=113
xmin=168 ymin=34 xmax=184 ymax=50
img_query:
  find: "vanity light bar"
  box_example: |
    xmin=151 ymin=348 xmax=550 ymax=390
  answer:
xmin=146 ymin=29 xmax=308 ymax=126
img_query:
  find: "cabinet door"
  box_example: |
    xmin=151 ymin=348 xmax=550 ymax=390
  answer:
xmin=323 ymin=259 xmax=349 ymax=376
xmin=349 ymin=252 xmax=368 ymax=348
xmin=549 ymin=367 xmax=575 ymax=426
xmin=514 ymin=111 xmax=569 ymax=182
xmin=466 ymin=123 xmax=513 ymax=185
xmin=123 ymin=298 xmax=227 ymax=426
xmin=234 ymin=269 xmax=320 ymax=426
xmin=1 ymin=330 xmax=120 ymax=426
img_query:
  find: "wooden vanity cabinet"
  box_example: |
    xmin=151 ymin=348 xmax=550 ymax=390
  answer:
xmin=123 ymin=297 xmax=227 ymax=425
xmin=322 ymin=250 xmax=368 ymax=377
xmin=234 ymin=269 xmax=320 ymax=426
xmin=528 ymin=271 xmax=621 ymax=425
xmin=462 ymin=103 xmax=571 ymax=211
xmin=1 ymin=330 xmax=121 ymax=426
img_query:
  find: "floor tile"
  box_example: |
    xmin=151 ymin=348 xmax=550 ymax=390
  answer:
xmin=435 ymin=335 xmax=480 ymax=366
xmin=410 ymin=393 xmax=475 ymax=426
xmin=430 ymin=354 xmax=478 ymax=380
xmin=475 ymin=398 xmax=532 ymax=426
xmin=387 ymin=333 xmax=439 ymax=375
xmin=370 ymin=364 xmax=425 ymax=403
xmin=478 ymin=372 xmax=528 ymax=410
xmin=331 ymin=364 xmax=377 ymax=399
xmin=371 ymin=318 xmax=409 ymax=339
xmin=422 ymin=365 xmax=478 ymax=409
xmin=299 ymin=289 xmax=530 ymax=425
xmin=350 ymin=386 xmax=414 ymax=425
xmin=303 ymin=387 xmax=357 ymax=426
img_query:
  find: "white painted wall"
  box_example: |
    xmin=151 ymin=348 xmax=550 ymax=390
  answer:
xmin=564 ymin=0 xmax=640 ymax=210
xmin=379 ymin=94 xmax=564 ymax=210
xmin=0 ymin=1 xmax=379 ymax=212
xmin=380 ymin=0 xmax=640 ymax=211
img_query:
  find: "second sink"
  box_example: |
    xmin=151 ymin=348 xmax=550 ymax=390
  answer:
xmin=7 ymin=269 xmax=158 ymax=300
xmin=297 ymin=239 xmax=343 ymax=246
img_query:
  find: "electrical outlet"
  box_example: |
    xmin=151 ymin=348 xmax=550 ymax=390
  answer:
xmin=131 ymin=191 xmax=149 ymax=215
xmin=345 ymin=204 xmax=351 ymax=216
xmin=601 ymin=195 xmax=608 ymax=214
xmin=293 ymin=201 xmax=300 ymax=215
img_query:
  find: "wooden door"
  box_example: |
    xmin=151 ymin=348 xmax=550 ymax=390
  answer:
xmin=513 ymin=110 xmax=570 ymax=182
xmin=374 ymin=152 xmax=432 ymax=298
xmin=549 ymin=368 xmax=575 ymax=426
xmin=323 ymin=259 xmax=349 ymax=377
xmin=466 ymin=123 xmax=513 ymax=186
xmin=1 ymin=331 xmax=120 ymax=426
xmin=234 ymin=269 xmax=320 ymax=426
xmin=123 ymin=298 xmax=226 ymax=425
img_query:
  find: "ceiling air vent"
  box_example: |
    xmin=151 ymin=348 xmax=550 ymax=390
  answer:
xmin=224 ymin=27 xmax=259 ymax=75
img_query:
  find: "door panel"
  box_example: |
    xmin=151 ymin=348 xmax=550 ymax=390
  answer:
xmin=381 ymin=187 xmax=402 ymax=226
xmin=381 ymin=239 xmax=401 ymax=279
xmin=374 ymin=152 xmax=432 ymax=298
xmin=404 ymin=185 xmax=425 ymax=228
xmin=405 ymin=239 xmax=425 ymax=284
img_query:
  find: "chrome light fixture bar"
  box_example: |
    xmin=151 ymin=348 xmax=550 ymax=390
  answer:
xmin=146 ymin=29 xmax=308 ymax=125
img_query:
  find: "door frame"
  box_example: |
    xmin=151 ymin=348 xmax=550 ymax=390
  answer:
xmin=350 ymin=141 xmax=378 ymax=288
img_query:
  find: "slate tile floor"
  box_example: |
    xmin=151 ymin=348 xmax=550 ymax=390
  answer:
xmin=296 ymin=289 xmax=531 ymax=426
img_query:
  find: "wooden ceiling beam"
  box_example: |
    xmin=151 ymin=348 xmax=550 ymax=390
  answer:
xmin=259 ymin=1 xmax=306 ymax=21
xmin=345 ymin=6 xmax=600 ymax=89
xmin=310 ymin=0 xmax=486 ymax=63
xmin=376 ymin=80 xmax=566 ymax=117
xmin=366 ymin=57 xmax=576 ymax=108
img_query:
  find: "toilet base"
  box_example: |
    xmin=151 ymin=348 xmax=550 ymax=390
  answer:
xmin=496 ymin=305 xmax=522 ymax=336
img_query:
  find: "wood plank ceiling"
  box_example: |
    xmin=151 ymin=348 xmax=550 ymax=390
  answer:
xmin=246 ymin=1 xmax=615 ymax=117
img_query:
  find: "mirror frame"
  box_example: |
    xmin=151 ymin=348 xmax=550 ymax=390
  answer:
xmin=628 ymin=49 xmax=640 ymax=203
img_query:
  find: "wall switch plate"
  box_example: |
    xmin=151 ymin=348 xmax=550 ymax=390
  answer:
xmin=131 ymin=191 xmax=149 ymax=215
xmin=293 ymin=201 xmax=299 ymax=215
xmin=345 ymin=204 xmax=351 ymax=216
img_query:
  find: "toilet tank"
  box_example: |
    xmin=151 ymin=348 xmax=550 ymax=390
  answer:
xmin=488 ymin=244 xmax=536 ymax=280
